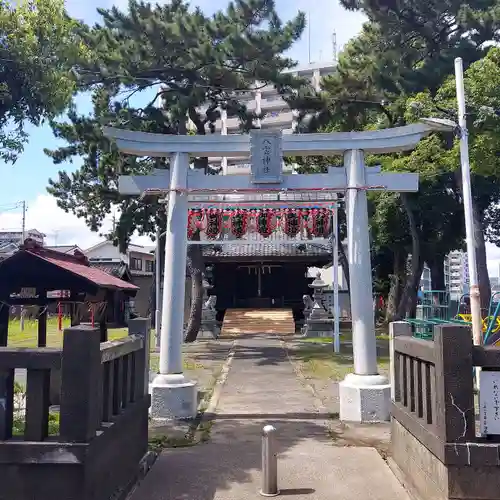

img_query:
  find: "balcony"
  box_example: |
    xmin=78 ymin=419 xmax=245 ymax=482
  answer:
xmin=260 ymin=110 xmax=295 ymax=128
xmin=261 ymin=97 xmax=288 ymax=112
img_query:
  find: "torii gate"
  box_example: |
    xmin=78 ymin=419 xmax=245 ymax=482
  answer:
xmin=104 ymin=124 xmax=436 ymax=423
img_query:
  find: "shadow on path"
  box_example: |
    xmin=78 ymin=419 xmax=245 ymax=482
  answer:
xmin=134 ymin=417 xmax=330 ymax=500
xmin=133 ymin=335 xmax=407 ymax=500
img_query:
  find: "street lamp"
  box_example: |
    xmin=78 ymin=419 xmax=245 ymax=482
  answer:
xmin=419 ymin=58 xmax=483 ymax=358
xmin=419 ymin=117 xmax=459 ymax=133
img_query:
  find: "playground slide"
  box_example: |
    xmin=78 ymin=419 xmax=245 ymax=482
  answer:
xmin=487 ymin=330 xmax=500 ymax=346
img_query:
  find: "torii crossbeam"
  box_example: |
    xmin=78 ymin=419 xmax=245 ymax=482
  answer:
xmin=104 ymin=123 xmax=436 ymax=423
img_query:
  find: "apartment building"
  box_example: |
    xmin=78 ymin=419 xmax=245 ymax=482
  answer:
xmin=445 ymin=250 xmax=469 ymax=300
xmin=193 ymin=61 xmax=337 ymax=174
xmin=419 ymin=250 xmax=469 ymax=300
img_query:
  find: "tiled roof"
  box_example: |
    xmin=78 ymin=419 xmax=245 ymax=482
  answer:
xmin=203 ymin=242 xmax=332 ymax=258
xmin=39 ymin=256 xmax=137 ymax=291
xmin=1 ymin=239 xmax=138 ymax=291
xmin=90 ymin=261 xmax=130 ymax=279
xmin=45 ymin=245 xmax=80 ymax=254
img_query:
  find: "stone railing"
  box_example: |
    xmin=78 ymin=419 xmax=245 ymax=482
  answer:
xmin=0 ymin=319 xmax=151 ymax=500
xmin=389 ymin=322 xmax=500 ymax=500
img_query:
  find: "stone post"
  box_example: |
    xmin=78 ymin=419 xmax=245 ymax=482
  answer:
xmin=389 ymin=321 xmax=411 ymax=401
xmin=60 ymin=326 xmax=101 ymax=442
xmin=151 ymin=152 xmax=197 ymax=420
xmin=128 ymin=318 xmax=151 ymax=395
xmin=339 ymin=150 xmax=391 ymax=422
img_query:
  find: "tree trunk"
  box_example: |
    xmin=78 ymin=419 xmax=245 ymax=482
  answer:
xmin=338 ymin=236 xmax=350 ymax=292
xmin=472 ymin=200 xmax=491 ymax=311
xmin=428 ymin=253 xmax=446 ymax=291
xmin=407 ymin=259 xmax=425 ymax=319
xmin=180 ymin=114 xmax=207 ymax=342
xmin=184 ymin=233 xmax=204 ymax=343
xmin=454 ymin=170 xmax=491 ymax=311
xmin=385 ymin=249 xmax=404 ymax=322
xmin=397 ymin=193 xmax=422 ymax=319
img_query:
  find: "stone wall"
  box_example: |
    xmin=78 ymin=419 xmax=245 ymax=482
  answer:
xmin=390 ymin=322 xmax=500 ymax=500
xmin=390 ymin=418 xmax=448 ymax=500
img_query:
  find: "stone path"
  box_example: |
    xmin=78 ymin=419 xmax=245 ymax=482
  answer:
xmin=131 ymin=335 xmax=410 ymax=500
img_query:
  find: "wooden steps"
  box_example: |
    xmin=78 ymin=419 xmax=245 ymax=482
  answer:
xmin=221 ymin=308 xmax=295 ymax=336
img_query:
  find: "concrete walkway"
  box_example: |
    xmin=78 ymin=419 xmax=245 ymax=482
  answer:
xmin=131 ymin=336 xmax=410 ymax=500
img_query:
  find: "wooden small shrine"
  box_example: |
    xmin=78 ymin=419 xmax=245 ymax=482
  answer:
xmin=0 ymin=239 xmax=138 ymax=346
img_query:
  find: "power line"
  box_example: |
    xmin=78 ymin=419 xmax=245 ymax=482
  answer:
xmin=0 ymin=206 xmax=23 ymax=214
xmin=21 ymin=201 xmax=26 ymax=242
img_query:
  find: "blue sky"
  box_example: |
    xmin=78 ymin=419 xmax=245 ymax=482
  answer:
xmin=4 ymin=0 xmax=500 ymax=274
xmin=0 ymin=0 xmax=366 ymax=248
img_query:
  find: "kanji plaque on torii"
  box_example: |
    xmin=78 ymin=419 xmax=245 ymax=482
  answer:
xmin=250 ymin=129 xmax=283 ymax=183
xmin=104 ymin=121 xmax=443 ymax=424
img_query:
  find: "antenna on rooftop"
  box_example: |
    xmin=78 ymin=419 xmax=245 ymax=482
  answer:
xmin=308 ymin=11 xmax=312 ymax=64
xmin=332 ymin=31 xmax=338 ymax=63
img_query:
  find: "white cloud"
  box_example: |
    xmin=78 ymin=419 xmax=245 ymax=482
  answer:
xmin=0 ymin=195 xmax=153 ymax=250
xmin=4 ymin=195 xmax=500 ymax=281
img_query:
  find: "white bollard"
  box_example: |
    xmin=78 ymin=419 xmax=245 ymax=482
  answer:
xmin=260 ymin=425 xmax=279 ymax=497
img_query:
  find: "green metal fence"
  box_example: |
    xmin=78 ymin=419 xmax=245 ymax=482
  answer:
xmin=409 ymin=290 xmax=469 ymax=339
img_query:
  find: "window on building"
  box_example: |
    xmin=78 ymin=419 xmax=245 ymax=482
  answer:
xmin=145 ymin=260 xmax=154 ymax=273
xmin=130 ymin=257 xmax=143 ymax=271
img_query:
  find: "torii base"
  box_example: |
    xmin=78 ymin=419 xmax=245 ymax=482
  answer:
xmin=150 ymin=373 xmax=198 ymax=420
xmin=339 ymin=373 xmax=391 ymax=423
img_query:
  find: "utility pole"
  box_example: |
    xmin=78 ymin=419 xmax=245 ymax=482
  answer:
xmin=332 ymin=31 xmax=337 ymax=63
xmin=455 ymin=58 xmax=483 ymax=382
xmin=20 ymin=200 xmax=26 ymax=332
xmin=21 ymin=200 xmax=26 ymax=243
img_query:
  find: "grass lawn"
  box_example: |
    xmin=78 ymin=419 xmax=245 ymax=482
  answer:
xmin=290 ymin=335 xmax=390 ymax=381
xmin=7 ymin=317 xmax=131 ymax=348
xmin=148 ymin=354 xmax=204 ymax=374
xmin=299 ymin=326 xmax=390 ymax=345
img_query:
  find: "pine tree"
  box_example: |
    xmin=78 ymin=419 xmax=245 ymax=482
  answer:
xmin=46 ymin=0 xmax=306 ymax=341
xmin=0 ymin=0 xmax=87 ymax=162
xmin=338 ymin=0 xmax=500 ymax=93
xmin=291 ymin=20 xmax=500 ymax=318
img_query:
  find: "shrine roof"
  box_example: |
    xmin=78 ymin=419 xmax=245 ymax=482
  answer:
xmin=202 ymin=241 xmax=332 ymax=261
xmin=0 ymin=239 xmax=138 ymax=295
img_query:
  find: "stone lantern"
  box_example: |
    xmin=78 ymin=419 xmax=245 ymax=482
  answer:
xmin=198 ymin=266 xmax=220 ymax=339
xmin=310 ymin=272 xmax=327 ymax=303
xmin=302 ymin=272 xmax=334 ymax=338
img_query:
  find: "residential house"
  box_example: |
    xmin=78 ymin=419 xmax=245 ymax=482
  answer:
xmin=45 ymin=244 xmax=85 ymax=255
xmin=0 ymin=229 xmax=46 ymax=260
xmin=84 ymin=241 xmax=155 ymax=317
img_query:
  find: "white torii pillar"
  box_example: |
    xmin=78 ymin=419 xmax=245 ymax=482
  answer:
xmin=341 ymin=149 xmax=390 ymax=421
xmin=104 ymin=124 xmax=434 ymax=422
